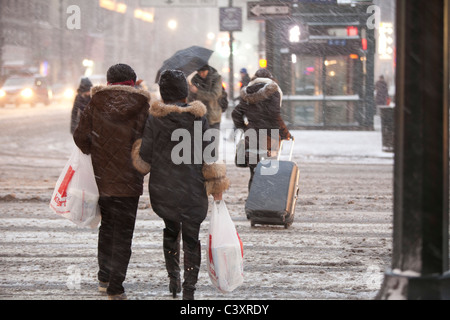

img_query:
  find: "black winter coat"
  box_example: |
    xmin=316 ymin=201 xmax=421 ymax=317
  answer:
xmin=70 ymin=93 xmax=91 ymax=134
xmin=138 ymin=100 xmax=212 ymax=224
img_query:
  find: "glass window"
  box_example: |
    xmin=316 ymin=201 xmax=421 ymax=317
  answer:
xmin=324 ymin=56 xmax=351 ymax=96
xmin=292 ymin=56 xmax=322 ymax=96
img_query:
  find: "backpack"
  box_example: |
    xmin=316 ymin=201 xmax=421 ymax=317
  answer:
xmin=219 ymin=86 xmax=229 ymax=113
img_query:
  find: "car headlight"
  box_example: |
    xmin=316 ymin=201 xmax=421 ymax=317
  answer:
xmin=21 ymin=88 xmax=33 ymax=98
xmin=63 ymin=88 xmax=75 ymax=100
xmin=0 ymin=90 xmax=5 ymax=98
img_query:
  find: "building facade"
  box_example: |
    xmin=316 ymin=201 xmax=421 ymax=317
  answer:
xmin=0 ymin=0 xmax=155 ymax=85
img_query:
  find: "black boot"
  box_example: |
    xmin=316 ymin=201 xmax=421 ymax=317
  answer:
xmin=169 ymin=277 xmax=181 ymax=298
xmin=163 ymin=228 xmax=181 ymax=298
xmin=183 ymin=240 xmax=201 ymax=300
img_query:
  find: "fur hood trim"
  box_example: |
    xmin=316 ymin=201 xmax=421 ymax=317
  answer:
xmin=150 ymin=100 xmax=207 ymax=118
xmin=91 ymin=85 xmax=151 ymax=103
xmin=241 ymin=78 xmax=283 ymax=107
xmin=202 ymin=162 xmax=230 ymax=196
xmin=131 ymin=139 xmax=151 ymax=175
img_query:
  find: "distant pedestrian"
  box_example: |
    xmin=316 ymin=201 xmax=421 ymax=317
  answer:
xmin=375 ymin=75 xmax=389 ymax=106
xmin=133 ymin=69 xmax=229 ymax=300
xmin=232 ymin=68 xmax=292 ymax=191
xmin=70 ymin=78 xmax=92 ymax=134
xmin=73 ymin=63 xmax=151 ymax=300
xmin=239 ymin=68 xmax=251 ymax=89
xmin=188 ymin=64 xmax=223 ymax=131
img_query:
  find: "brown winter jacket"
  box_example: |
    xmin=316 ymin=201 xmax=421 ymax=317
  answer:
xmin=188 ymin=67 xmax=223 ymax=126
xmin=73 ymin=85 xmax=151 ymax=197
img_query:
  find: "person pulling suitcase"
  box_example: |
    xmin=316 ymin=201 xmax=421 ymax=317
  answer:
xmin=232 ymin=68 xmax=292 ymax=191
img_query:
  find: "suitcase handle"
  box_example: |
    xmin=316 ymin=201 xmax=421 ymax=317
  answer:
xmin=277 ymin=138 xmax=295 ymax=161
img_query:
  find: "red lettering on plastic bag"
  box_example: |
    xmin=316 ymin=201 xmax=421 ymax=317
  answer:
xmin=58 ymin=166 xmax=75 ymax=198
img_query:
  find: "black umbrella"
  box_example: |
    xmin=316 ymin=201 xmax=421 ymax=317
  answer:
xmin=155 ymin=46 xmax=214 ymax=83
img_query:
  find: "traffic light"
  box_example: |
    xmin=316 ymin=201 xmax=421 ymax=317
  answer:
xmin=288 ymin=24 xmax=309 ymax=43
xmin=259 ymin=59 xmax=267 ymax=69
xmin=361 ymin=38 xmax=368 ymax=51
xmin=347 ymin=26 xmax=358 ymax=37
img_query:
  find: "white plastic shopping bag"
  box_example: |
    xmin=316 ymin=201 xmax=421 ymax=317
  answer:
xmin=49 ymin=147 xmax=101 ymax=229
xmin=207 ymin=200 xmax=244 ymax=293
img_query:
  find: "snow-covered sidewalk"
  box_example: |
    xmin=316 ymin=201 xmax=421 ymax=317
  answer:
xmin=219 ymin=114 xmax=393 ymax=165
xmin=0 ymin=104 xmax=394 ymax=301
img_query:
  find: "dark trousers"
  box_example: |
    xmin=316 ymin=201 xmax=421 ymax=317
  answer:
xmin=163 ymin=218 xmax=202 ymax=293
xmin=97 ymin=196 xmax=139 ymax=296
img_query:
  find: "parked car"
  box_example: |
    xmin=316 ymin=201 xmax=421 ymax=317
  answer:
xmin=0 ymin=75 xmax=52 ymax=107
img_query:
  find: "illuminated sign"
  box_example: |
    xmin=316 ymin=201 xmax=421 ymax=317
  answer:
xmin=99 ymin=0 xmax=127 ymax=13
xmin=134 ymin=9 xmax=154 ymax=22
xmin=378 ymin=22 xmax=394 ymax=60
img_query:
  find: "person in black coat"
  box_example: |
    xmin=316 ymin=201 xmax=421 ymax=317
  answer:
xmin=70 ymin=77 xmax=93 ymax=134
xmin=132 ymin=70 xmax=229 ymax=300
xmin=375 ymin=75 xmax=389 ymax=106
xmin=232 ymin=69 xmax=292 ymax=191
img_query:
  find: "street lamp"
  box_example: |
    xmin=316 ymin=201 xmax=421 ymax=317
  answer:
xmin=289 ymin=25 xmax=301 ymax=43
xmin=168 ymin=19 xmax=177 ymax=30
xmin=82 ymin=59 xmax=94 ymax=77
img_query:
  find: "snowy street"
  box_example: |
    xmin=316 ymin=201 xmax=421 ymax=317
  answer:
xmin=0 ymin=102 xmax=394 ymax=300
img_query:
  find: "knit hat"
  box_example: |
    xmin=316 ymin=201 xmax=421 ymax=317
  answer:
xmin=197 ymin=65 xmax=210 ymax=72
xmin=253 ymin=68 xmax=274 ymax=80
xmin=78 ymin=77 xmax=93 ymax=93
xmin=158 ymin=69 xmax=188 ymax=103
xmin=107 ymin=63 xmax=137 ymax=86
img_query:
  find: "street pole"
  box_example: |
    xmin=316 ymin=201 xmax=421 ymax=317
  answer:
xmin=0 ymin=2 xmax=3 ymax=82
xmin=365 ymin=22 xmax=375 ymax=130
xmin=377 ymin=0 xmax=450 ymax=300
xmin=228 ymin=0 xmax=234 ymax=101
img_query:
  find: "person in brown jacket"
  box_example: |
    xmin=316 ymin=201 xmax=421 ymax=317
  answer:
xmin=73 ymin=64 xmax=151 ymax=300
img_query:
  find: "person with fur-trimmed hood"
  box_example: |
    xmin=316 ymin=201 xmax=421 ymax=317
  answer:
xmin=73 ymin=64 xmax=151 ymax=300
xmin=232 ymin=68 xmax=292 ymax=191
xmin=133 ymin=69 xmax=229 ymax=300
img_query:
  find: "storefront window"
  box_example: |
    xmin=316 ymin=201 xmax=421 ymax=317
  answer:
xmin=292 ymin=56 xmax=322 ymax=96
xmin=286 ymin=53 xmax=361 ymax=127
